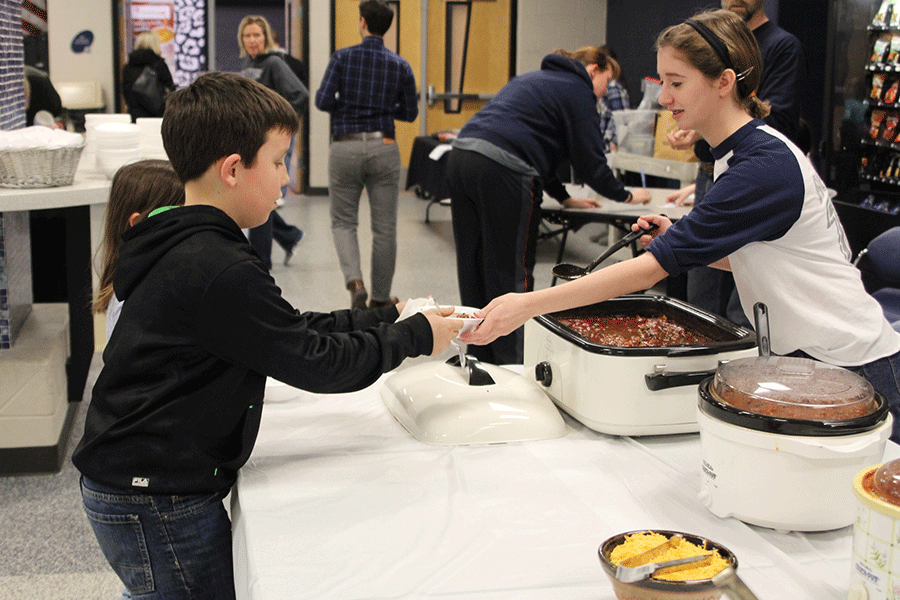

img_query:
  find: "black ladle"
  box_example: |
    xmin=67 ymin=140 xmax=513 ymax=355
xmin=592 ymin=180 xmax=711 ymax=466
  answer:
xmin=753 ymin=302 xmax=770 ymax=357
xmin=552 ymin=223 xmax=659 ymax=281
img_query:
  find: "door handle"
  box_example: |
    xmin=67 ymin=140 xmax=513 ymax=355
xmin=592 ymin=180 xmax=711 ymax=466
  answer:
xmin=425 ymin=85 xmax=494 ymax=106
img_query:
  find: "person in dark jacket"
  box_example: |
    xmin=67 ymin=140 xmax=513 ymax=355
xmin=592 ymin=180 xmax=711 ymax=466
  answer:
xmin=239 ymin=14 xmax=308 ymax=268
xmin=446 ymin=46 xmax=652 ymax=365
xmin=122 ymin=31 xmax=175 ymax=121
xmin=73 ymin=72 xmax=461 ymax=600
xmin=24 ymin=65 xmax=63 ymax=126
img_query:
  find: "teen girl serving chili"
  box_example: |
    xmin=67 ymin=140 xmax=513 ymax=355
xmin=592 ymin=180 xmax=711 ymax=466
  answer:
xmin=460 ymin=9 xmax=900 ymax=441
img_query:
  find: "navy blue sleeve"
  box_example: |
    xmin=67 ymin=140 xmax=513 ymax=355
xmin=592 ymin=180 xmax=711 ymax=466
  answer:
xmin=647 ymin=142 xmax=803 ymax=276
xmin=394 ymin=61 xmax=419 ymax=122
xmin=315 ymin=51 xmax=342 ymax=113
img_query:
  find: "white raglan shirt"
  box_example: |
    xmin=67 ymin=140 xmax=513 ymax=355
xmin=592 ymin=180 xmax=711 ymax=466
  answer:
xmin=648 ymin=120 xmax=900 ymax=365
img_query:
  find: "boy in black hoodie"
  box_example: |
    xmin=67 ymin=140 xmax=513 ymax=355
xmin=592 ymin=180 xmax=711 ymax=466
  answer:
xmin=73 ymin=71 xmax=460 ymax=600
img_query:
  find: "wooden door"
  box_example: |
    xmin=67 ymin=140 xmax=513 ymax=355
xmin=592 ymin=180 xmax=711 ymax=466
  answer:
xmin=333 ymin=0 xmax=513 ymax=165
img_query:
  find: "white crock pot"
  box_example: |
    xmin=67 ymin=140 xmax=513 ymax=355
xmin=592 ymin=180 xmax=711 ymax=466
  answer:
xmin=697 ymin=357 xmax=892 ymax=532
xmin=524 ymin=295 xmax=757 ymax=436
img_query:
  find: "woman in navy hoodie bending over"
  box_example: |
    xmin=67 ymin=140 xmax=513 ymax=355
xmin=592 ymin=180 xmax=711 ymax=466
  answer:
xmin=446 ymin=46 xmax=651 ymax=365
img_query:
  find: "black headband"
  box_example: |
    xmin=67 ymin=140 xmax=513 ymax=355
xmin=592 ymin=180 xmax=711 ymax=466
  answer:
xmin=684 ymin=19 xmax=749 ymax=97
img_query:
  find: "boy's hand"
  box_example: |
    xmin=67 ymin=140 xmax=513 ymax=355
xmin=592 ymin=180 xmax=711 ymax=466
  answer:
xmin=422 ymin=306 xmax=463 ymax=356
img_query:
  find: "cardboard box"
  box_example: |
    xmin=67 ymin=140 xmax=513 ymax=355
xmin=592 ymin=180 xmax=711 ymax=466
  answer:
xmin=653 ymin=111 xmax=699 ymax=162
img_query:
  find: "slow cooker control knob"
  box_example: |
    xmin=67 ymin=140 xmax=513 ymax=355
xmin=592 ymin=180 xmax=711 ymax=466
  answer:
xmin=534 ymin=362 xmax=553 ymax=387
xmin=848 ymin=583 xmax=868 ymax=600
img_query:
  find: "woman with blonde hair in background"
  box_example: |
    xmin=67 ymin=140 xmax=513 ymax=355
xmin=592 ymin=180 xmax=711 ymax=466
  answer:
xmin=122 ymin=31 xmax=175 ymax=121
xmin=238 ymin=14 xmax=308 ymax=268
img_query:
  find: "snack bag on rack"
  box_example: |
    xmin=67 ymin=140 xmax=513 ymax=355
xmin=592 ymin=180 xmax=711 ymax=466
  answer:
xmin=873 ymin=34 xmax=892 ymax=64
xmin=886 ymin=78 xmax=899 ymax=104
xmin=885 ymin=113 xmax=900 ymax=142
xmin=874 ymin=73 xmax=887 ymax=101
xmin=892 ymin=3 xmax=900 ymax=28
xmin=872 ymin=109 xmax=888 ymax=140
xmin=889 ymin=33 xmax=900 ymax=64
xmin=875 ymin=0 xmax=893 ymax=28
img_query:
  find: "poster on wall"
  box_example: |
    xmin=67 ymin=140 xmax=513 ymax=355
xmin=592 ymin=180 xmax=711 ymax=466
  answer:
xmin=129 ymin=1 xmax=176 ymax=76
xmin=121 ymin=0 xmax=207 ymax=89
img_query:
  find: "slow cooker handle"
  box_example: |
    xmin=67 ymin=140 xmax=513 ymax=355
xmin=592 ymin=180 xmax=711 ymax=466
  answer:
xmin=644 ymin=369 xmax=716 ymax=391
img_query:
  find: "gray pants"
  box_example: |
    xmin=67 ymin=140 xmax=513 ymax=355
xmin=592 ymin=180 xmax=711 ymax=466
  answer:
xmin=328 ymin=138 xmax=401 ymax=303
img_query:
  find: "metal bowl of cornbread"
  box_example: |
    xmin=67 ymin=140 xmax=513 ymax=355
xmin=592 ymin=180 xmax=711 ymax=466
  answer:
xmin=598 ymin=530 xmax=736 ymax=600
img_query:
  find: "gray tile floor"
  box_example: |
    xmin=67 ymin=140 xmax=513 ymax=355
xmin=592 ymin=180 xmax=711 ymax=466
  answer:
xmin=0 ymin=187 xmax=611 ymax=599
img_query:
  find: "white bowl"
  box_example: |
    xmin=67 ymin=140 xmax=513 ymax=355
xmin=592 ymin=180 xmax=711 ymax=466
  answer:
xmin=445 ymin=305 xmax=483 ymax=334
xmin=96 ymin=152 xmax=142 ymax=179
xmin=94 ymin=146 xmax=141 ymax=158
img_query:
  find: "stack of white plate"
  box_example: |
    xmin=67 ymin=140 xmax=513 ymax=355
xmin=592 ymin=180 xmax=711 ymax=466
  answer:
xmin=94 ymin=123 xmax=141 ymax=179
xmin=82 ymin=113 xmax=131 ymax=171
xmin=136 ymin=118 xmax=167 ymax=160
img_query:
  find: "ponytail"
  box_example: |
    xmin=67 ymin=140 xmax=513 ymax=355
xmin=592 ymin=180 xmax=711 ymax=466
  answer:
xmin=554 ymin=46 xmax=620 ymax=79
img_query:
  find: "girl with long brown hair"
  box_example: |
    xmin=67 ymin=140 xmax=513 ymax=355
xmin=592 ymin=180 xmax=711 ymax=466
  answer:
xmin=94 ymin=159 xmax=185 ymax=339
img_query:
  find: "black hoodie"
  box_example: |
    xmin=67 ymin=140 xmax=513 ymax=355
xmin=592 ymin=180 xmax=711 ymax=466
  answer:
xmin=73 ymin=206 xmax=432 ymax=494
xmin=453 ymin=53 xmax=627 ymax=203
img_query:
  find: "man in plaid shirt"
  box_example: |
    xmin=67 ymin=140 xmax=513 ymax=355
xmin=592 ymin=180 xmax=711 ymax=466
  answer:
xmin=597 ymin=77 xmax=629 ymax=152
xmin=315 ymin=0 xmax=418 ymax=310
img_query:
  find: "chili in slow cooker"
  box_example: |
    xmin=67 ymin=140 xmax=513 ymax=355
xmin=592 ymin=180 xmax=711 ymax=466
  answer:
xmin=556 ymin=315 xmax=711 ymax=347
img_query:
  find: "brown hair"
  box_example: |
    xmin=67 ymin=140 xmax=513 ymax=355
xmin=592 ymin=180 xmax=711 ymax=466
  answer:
xmin=554 ymin=46 xmax=621 ymax=80
xmin=93 ymin=160 xmax=185 ymax=313
xmin=238 ymin=15 xmax=275 ymax=57
xmin=359 ymin=0 xmax=394 ymax=36
xmin=656 ymin=9 xmax=770 ymax=120
xmin=161 ymin=71 xmax=299 ymax=184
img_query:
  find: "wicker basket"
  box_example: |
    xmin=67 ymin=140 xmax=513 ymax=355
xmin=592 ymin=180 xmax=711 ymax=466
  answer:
xmin=0 ymin=144 xmax=85 ymax=188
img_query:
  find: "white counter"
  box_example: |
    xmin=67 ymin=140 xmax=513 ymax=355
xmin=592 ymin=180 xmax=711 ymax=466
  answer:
xmin=232 ymin=371 xmax=899 ymax=600
xmin=0 ymin=167 xmax=110 ymax=211
xmin=0 ymin=165 xmax=110 ymax=406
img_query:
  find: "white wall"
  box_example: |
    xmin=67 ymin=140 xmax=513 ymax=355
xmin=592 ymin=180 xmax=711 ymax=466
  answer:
xmin=308 ymin=1 xmax=331 ymax=189
xmin=47 ymin=0 xmax=116 ymax=112
xmin=517 ymin=0 xmax=607 ymax=74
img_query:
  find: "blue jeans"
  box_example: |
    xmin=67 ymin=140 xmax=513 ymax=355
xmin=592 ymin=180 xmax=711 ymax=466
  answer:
xmin=80 ymin=477 xmax=235 ymax=600
xmin=847 ymin=350 xmax=900 ymax=443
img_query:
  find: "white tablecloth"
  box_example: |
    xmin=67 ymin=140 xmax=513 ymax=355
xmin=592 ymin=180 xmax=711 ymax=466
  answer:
xmin=233 ymin=370 xmax=899 ymax=600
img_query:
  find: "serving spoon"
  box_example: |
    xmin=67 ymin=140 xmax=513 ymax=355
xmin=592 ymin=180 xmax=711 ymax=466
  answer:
xmin=753 ymin=302 xmax=770 ymax=357
xmin=552 ymin=223 xmax=659 ymax=281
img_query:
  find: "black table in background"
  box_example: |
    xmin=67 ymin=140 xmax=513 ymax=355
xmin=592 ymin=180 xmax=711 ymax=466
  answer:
xmin=406 ymin=136 xmax=453 ymax=222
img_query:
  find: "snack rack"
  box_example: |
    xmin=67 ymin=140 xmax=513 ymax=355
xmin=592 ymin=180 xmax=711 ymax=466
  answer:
xmin=860 ymin=1 xmax=900 ymax=214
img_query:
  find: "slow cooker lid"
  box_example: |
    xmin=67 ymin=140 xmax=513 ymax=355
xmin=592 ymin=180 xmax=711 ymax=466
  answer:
xmin=710 ymin=356 xmax=877 ymax=421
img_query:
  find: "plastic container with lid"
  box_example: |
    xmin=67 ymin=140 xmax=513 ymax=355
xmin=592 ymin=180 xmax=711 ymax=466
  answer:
xmin=697 ymin=356 xmax=892 ymax=531
xmin=701 ymin=355 xmax=887 ymax=436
